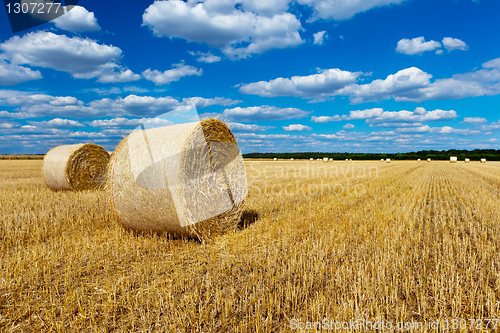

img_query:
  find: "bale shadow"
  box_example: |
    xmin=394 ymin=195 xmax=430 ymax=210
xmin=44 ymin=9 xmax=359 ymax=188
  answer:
xmin=238 ymin=210 xmax=259 ymax=230
xmin=118 ymin=210 xmax=259 ymax=241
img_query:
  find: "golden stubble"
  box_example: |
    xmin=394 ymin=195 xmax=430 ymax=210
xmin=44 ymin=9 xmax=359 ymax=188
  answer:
xmin=0 ymin=159 xmax=499 ymax=332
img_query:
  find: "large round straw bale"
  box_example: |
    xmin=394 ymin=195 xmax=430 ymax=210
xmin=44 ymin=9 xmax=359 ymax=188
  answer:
xmin=108 ymin=119 xmax=247 ymax=240
xmin=42 ymin=143 xmax=110 ymax=191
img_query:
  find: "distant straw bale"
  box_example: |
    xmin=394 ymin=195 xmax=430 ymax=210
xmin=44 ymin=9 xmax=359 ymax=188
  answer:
xmin=108 ymin=118 xmax=247 ymax=241
xmin=42 ymin=143 xmax=109 ymax=191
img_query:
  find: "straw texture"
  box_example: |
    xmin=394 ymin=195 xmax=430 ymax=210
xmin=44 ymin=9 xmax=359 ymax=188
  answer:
xmin=108 ymin=119 xmax=247 ymax=240
xmin=42 ymin=143 xmax=110 ymax=191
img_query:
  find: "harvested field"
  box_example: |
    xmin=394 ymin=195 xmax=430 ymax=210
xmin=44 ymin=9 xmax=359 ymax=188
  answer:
xmin=1 ymin=159 xmax=500 ymax=332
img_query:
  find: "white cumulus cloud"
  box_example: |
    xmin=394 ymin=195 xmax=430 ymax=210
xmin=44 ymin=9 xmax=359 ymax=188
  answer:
xmin=282 ymin=124 xmax=312 ymax=131
xmin=461 ymin=117 xmax=486 ymax=124
xmin=395 ymin=125 xmax=479 ymax=135
xmin=52 ymin=6 xmax=101 ymax=32
xmin=0 ymin=59 xmax=41 ymax=86
xmin=142 ymin=0 xmax=303 ymax=59
xmin=142 ymin=62 xmax=202 ymax=86
xmin=296 ymin=0 xmax=406 ymax=21
xmin=442 ymin=37 xmax=468 ymax=51
xmin=239 ymin=56 xmax=500 ymax=103
xmin=27 ymin=118 xmax=84 ymax=128
xmin=88 ymin=95 xmax=181 ymax=117
xmin=0 ymin=31 xmax=139 ymax=83
xmin=3 ymin=93 xmax=241 ymax=119
xmin=316 ymin=107 xmax=458 ymax=128
xmin=361 ymin=107 xmax=457 ymax=125
xmin=239 ymin=68 xmax=363 ymax=98
xmin=0 ymin=111 xmax=36 ymax=119
xmin=340 ymin=67 xmax=432 ymax=103
xmin=98 ymin=70 xmax=141 ymax=84
xmin=313 ymin=31 xmax=327 ymax=45
xmin=396 ymin=37 xmax=441 ymax=55
xmin=0 ymin=121 xmax=20 ymax=129
xmin=188 ymin=51 xmax=222 ymax=63
xmin=88 ymin=117 xmax=173 ymax=128
xmin=223 ymin=105 xmax=310 ymax=121
xmin=181 ymin=97 xmax=241 ymax=109
xmin=310 ymin=115 xmax=348 ymax=123
xmin=228 ymin=122 xmax=276 ymax=132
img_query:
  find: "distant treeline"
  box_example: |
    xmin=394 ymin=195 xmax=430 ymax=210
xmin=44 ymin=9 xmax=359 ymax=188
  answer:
xmin=243 ymin=149 xmax=500 ymax=161
xmin=0 ymin=155 xmax=44 ymax=160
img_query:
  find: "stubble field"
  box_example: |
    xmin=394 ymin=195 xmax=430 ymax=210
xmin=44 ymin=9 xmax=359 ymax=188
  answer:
xmin=1 ymin=159 xmax=500 ymax=332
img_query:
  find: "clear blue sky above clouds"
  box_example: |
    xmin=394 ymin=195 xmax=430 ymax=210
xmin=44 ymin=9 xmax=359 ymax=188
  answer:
xmin=0 ymin=0 xmax=499 ymax=154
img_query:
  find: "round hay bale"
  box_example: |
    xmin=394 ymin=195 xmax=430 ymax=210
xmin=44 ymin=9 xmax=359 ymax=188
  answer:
xmin=108 ymin=118 xmax=247 ymax=240
xmin=42 ymin=143 xmax=110 ymax=191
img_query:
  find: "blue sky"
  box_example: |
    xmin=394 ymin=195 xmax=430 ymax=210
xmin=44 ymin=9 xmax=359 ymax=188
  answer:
xmin=1 ymin=0 xmax=500 ymax=154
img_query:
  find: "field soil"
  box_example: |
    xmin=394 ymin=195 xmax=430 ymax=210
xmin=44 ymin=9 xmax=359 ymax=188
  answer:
xmin=1 ymin=159 xmax=500 ymax=332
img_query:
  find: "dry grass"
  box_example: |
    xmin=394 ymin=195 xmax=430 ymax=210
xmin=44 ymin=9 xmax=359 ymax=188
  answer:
xmin=1 ymin=159 xmax=500 ymax=332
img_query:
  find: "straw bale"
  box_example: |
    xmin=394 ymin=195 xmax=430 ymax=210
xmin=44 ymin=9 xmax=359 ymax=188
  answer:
xmin=42 ymin=143 xmax=109 ymax=191
xmin=108 ymin=119 xmax=247 ymax=240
